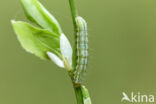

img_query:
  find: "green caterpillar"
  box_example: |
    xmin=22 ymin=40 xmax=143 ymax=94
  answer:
xmin=74 ymin=16 xmax=88 ymax=84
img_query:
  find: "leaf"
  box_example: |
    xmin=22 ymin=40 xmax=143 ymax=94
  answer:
xmin=11 ymin=20 xmax=62 ymax=60
xmin=81 ymin=86 xmax=92 ymax=104
xmin=21 ymin=0 xmax=62 ymax=35
xmin=12 ymin=0 xmax=73 ymax=69
xmin=47 ymin=51 xmax=64 ymax=68
xmin=60 ymin=34 xmax=73 ymax=68
xmin=47 ymin=34 xmax=73 ymax=70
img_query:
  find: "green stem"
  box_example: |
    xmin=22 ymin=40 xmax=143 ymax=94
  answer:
xmin=68 ymin=0 xmax=83 ymax=104
xmin=73 ymin=85 xmax=92 ymax=104
xmin=74 ymin=86 xmax=84 ymax=104
xmin=68 ymin=0 xmax=78 ymax=69
xmin=68 ymin=0 xmax=92 ymax=104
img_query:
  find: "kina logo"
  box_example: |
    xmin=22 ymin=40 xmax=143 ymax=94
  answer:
xmin=121 ymin=92 xmax=155 ymax=103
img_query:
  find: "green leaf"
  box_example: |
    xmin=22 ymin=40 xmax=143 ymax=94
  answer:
xmin=47 ymin=33 xmax=73 ymax=70
xmin=11 ymin=20 xmax=62 ymax=60
xmin=81 ymin=86 xmax=92 ymax=104
xmin=12 ymin=0 xmax=73 ymax=69
xmin=21 ymin=0 xmax=62 ymax=35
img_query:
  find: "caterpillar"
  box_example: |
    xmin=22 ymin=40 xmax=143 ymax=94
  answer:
xmin=74 ymin=16 xmax=88 ymax=84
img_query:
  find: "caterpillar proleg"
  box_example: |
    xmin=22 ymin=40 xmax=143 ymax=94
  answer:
xmin=74 ymin=16 xmax=88 ymax=84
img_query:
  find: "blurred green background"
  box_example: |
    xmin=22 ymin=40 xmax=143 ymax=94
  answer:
xmin=1 ymin=0 xmax=156 ymax=104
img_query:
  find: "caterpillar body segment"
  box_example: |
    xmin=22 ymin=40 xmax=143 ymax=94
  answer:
xmin=74 ymin=16 xmax=88 ymax=84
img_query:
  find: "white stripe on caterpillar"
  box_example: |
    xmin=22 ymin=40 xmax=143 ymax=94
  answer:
xmin=74 ymin=16 xmax=88 ymax=84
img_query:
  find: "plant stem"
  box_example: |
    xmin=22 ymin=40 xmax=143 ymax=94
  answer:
xmin=74 ymin=86 xmax=84 ymax=104
xmin=68 ymin=0 xmax=92 ymax=104
xmin=68 ymin=0 xmax=78 ymax=69
xmin=68 ymin=0 xmax=83 ymax=103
